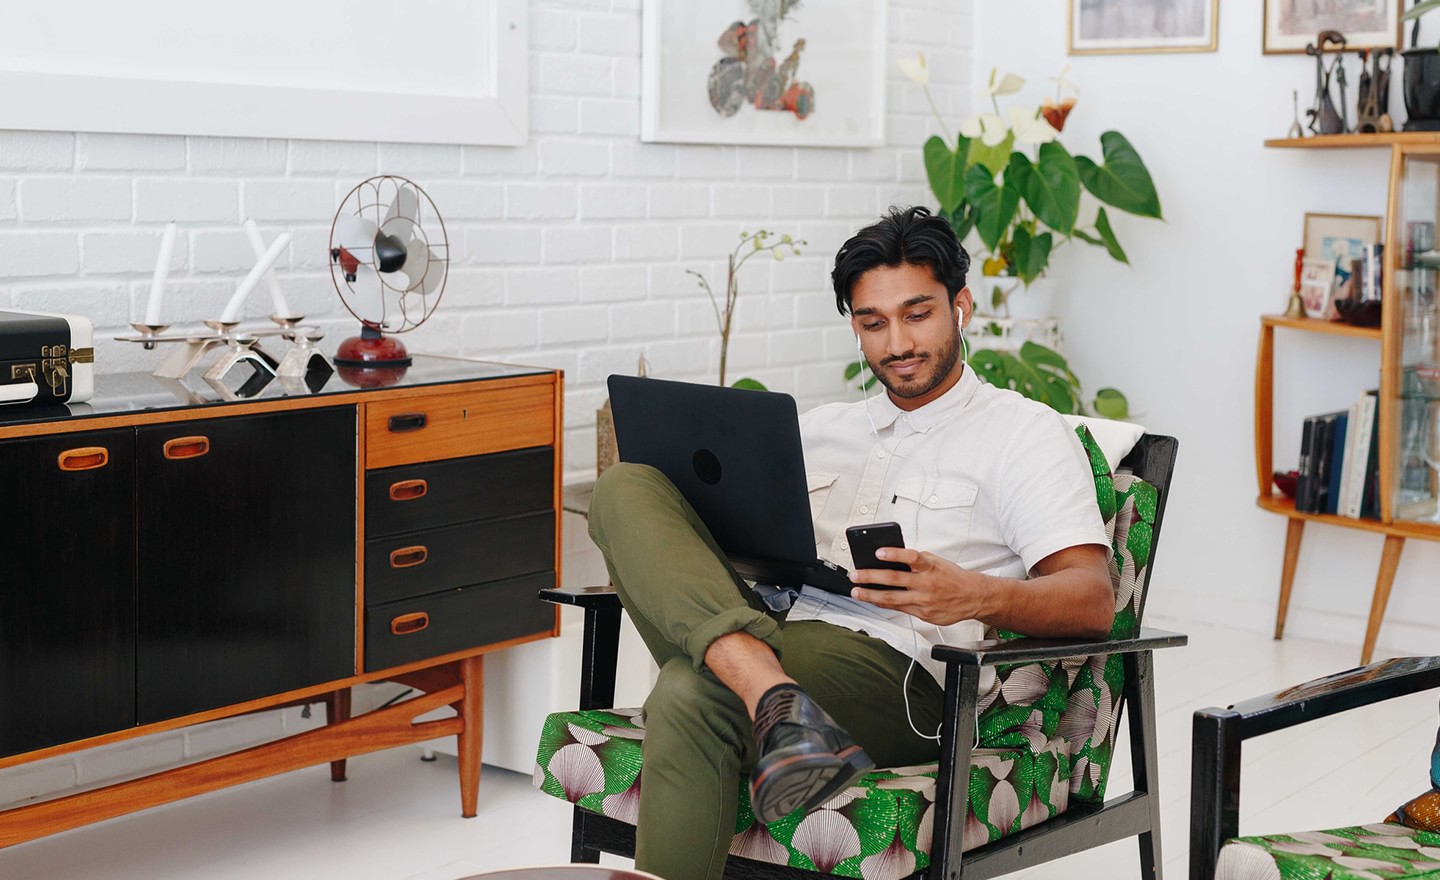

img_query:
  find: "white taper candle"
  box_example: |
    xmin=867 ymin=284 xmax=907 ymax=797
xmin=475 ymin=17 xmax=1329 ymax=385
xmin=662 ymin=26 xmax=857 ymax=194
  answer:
xmin=243 ymin=219 xmax=293 ymax=318
xmin=220 ymin=231 xmax=293 ymax=324
xmin=144 ymin=222 xmax=177 ymax=325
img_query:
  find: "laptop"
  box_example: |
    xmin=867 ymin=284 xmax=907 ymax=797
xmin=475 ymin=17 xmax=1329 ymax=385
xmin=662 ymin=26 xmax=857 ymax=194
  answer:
xmin=607 ymin=374 xmax=854 ymax=594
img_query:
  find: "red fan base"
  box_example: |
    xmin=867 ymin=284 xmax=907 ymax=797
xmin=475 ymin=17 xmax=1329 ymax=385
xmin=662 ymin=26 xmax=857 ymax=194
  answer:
xmin=334 ymin=326 xmax=410 ymax=387
xmin=335 ymin=326 xmax=413 ymax=368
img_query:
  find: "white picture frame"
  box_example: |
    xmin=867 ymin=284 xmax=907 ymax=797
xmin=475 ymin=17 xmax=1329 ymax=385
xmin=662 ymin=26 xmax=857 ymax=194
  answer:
xmin=641 ymin=0 xmax=887 ymax=148
xmin=1299 ymin=257 xmax=1338 ymax=319
xmin=1263 ymin=0 xmax=1400 ymax=55
xmin=1068 ymin=0 xmax=1219 ymax=55
xmin=0 ymin=0 xmax=528 ymax=146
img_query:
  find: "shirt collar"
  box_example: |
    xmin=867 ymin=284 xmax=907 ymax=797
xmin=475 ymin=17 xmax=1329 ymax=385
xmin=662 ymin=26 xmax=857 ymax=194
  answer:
xmin=870 ymin=364 xmax=981 ymax=433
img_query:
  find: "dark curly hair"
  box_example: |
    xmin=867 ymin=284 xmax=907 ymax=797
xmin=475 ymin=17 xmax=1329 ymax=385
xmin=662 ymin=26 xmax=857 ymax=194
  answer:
xmin=830 ymin=206 xmax=970 ymax=316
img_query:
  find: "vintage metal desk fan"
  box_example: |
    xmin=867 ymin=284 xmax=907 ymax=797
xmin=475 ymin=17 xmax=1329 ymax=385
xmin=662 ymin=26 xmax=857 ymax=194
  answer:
xmin=328 ymin=175 xmax=449 ymax=371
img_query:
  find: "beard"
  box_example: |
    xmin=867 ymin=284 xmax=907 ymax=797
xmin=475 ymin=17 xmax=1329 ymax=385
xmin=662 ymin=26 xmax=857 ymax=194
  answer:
xmin=870 ymin=324 xmax=963 ymax=400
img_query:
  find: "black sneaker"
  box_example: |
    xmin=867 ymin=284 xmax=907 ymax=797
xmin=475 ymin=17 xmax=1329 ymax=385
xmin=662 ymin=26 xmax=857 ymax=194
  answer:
xmin=748 ymin=684 xmax=875 ymax=824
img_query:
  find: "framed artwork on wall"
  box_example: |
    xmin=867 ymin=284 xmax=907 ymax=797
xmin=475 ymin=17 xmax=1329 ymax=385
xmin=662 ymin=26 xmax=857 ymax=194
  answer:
xmin=641 ymin=0 xmax=887 ymax=147
xmin=0 ymin=0 xmax=528 ymax=146
xmin=1263 ymin=0 xmax=1401 ymax=54
xmin=1067 ymin=0 xmax=1219 ymax=55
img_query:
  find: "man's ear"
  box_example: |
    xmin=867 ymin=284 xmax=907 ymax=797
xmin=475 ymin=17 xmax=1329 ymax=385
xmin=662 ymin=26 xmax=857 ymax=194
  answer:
xmin=955 ymin=287 xmax=973 ymax=329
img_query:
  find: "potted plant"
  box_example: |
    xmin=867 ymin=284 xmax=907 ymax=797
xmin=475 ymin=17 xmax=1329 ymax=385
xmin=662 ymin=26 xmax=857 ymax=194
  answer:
xmin=901 ymin=57 xmax=1163 ymax=317
xmin=1403 ymin=0 xmax=1440 ymax=129
xmin=688 ymin=228 xmax=805 ymax=391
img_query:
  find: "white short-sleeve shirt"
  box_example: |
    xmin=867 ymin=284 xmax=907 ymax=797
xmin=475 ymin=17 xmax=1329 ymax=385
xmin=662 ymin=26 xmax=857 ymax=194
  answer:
xmin=791 ymin=365 xmax=1109 ymax=690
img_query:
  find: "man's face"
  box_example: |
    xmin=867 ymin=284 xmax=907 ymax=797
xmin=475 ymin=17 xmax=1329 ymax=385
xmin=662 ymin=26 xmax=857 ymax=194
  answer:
xmin=849 ymin=262 xmax=971 ymax=412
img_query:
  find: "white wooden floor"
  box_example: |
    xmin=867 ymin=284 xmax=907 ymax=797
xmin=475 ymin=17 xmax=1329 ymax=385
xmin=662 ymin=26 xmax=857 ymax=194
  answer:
xmin=0 ymin=614 xmax=1432 ymax=880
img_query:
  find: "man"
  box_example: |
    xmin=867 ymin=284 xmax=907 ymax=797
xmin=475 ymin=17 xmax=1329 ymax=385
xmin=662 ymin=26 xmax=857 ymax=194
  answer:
xmin=586 ymin=206 xmax=1113 ymax=880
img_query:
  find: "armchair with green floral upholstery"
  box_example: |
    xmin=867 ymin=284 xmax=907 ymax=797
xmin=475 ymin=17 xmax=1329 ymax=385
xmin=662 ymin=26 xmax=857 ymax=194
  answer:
xmin=534 ymin=427 xmax=1184 ymax=880
xmin=1191 ymin=657 xmax=1440 ymax=880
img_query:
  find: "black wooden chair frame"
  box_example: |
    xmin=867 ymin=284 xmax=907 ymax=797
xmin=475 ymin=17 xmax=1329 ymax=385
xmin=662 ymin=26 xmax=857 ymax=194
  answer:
xmin=1189 ymin=655 xmax=1440 ymax=880
xmin=542 ymin=434 xmax=1184 ymax=880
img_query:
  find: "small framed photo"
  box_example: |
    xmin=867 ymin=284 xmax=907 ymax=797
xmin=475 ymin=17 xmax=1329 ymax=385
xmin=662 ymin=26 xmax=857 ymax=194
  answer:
xmin=1068 ymin=0 xmax=1219 ymax=55
xmin=1299 ymin=257 xmax=1338 ymax=318
xmin=1303 ymin=212 xmax=1382 ymax=273
xmin=1264 ymin=0 xmax=1401 ymax=55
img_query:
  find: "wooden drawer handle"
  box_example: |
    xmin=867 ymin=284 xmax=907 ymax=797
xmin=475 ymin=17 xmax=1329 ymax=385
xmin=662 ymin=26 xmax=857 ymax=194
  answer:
xmin=388 ymin=412 xmax=428 ymax=433
xmin=389 ymin=545 xmax=428 ymax=568
xmin=58 ymin=446 xmax=108 ymax=471
xmin=390 ymin=612 xmax=430 ymax=636
xmin=164 ymin=436 xmax=210 ymax=460
xmin=389 ymin=479 xmax=428 ymax=501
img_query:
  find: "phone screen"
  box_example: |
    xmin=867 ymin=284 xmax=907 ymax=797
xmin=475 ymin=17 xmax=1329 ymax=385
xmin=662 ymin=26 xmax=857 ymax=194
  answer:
xmin=846 ymin=521 xmax=910 ymax=572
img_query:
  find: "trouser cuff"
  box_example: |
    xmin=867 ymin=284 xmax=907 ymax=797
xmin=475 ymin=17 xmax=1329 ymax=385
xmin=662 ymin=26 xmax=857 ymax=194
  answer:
xmin=684 ymin=607 xmax=783 ymax=673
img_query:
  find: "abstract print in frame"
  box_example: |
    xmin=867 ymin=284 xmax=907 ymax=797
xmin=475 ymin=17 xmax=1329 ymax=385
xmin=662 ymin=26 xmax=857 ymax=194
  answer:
xmin=641 ymin=0 xmax=887 ymax=147
xmin=1068 ymin=0 xmax=1219 ymax=55
xmin=1263 ymin=0 xmax=1400 ymax=54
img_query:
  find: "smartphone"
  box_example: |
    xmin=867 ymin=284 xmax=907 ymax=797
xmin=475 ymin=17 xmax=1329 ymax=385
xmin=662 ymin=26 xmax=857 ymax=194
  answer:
xmin=846 ymin=521 xmax=910 ymax=572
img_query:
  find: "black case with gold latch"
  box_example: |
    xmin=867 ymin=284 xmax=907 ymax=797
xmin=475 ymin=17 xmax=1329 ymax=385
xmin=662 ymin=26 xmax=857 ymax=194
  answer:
xmin=0 ymin=310 xmax=95 ymax=406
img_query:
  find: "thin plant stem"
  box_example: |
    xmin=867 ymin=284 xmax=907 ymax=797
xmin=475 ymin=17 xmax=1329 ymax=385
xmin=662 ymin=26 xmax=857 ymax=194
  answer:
xmin=923 ymin=83 xmax=954 ymax=144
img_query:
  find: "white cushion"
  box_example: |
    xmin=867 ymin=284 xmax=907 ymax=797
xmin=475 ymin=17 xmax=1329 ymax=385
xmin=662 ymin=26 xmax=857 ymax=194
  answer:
xmin=1061 ymin=414 xmax=1146 ymax=473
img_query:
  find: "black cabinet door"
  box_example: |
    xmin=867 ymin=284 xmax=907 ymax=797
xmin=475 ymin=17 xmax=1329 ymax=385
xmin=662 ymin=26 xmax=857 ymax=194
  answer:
xmin=135 ymin=407 xmax=356 ymax=724
xmin=0 ymin=429 xmax=135 ymax=757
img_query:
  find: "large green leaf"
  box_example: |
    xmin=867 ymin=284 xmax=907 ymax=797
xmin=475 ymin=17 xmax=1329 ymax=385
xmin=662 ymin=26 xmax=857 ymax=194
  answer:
xmin=967 ymin=130 xmax=1015 ymax=178
xmin=924 ymin=135 xmax=967 ymax=214
xmin=1092 ymin=388 xmax=1130 ymax=419
xmin=1074 ymin=132 xmax=1162 ymax=219
xmin=731 ymin=377 xmax=768 ymax=391
xmin=1010 ymin=226 xmax=1053 ymax=284
xmin=1025 ymin=142 xmax=1081 ymax=236
xmin=1020 ymin=340 xmax=1079 ymax=385
xmin=1403 ymin=0 xmax=1440 ymax=21
xmin=949 ymin=204 xmax=976 ymax=243
xmin=1094 ymin=207 xmax=1129 ymax=263
xmin=966 ymin=165 xmax=1020 ymax=252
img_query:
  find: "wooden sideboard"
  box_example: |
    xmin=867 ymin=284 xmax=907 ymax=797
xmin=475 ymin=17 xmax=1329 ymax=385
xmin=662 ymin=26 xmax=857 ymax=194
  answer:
xmin=0 ymin=355 xmax=562 ymax=847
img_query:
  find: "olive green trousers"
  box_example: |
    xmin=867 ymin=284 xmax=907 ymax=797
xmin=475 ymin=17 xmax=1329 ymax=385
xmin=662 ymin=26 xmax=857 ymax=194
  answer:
xmin=587 ymin=463 xmax=944 ymax=880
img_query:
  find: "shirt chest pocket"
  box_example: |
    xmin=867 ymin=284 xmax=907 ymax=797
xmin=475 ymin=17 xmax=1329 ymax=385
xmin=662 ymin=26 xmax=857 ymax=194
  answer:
xmin=894 ymin=478 xmax=979 ymax=555
xmin=807 ymin=472 xmax=840 ymax=523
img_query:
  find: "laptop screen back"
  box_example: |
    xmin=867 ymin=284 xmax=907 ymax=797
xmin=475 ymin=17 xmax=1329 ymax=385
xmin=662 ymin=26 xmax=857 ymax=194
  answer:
xmin=607 ymin=375 xmax=816 ymax=566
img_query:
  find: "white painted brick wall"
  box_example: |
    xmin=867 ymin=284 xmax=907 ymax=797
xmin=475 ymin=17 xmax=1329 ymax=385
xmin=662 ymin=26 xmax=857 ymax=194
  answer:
xmin=0 ymin=0 xmax=969 ymax=802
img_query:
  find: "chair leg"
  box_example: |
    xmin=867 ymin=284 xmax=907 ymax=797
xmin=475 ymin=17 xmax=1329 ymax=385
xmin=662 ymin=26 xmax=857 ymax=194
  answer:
xmin=1125 ymin=651 xmax=1164 ymax=879
xmin=571 ymin=808 xmax=601 ymax=864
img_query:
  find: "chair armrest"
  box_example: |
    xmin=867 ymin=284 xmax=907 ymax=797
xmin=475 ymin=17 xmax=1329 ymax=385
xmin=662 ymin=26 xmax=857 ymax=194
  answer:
xmin=1196 ymin=655 xmax=1440 ymax=740
xmin=538 ymin=585 xmax=625 ymax=710
xmin=539 ymin=584 xmax=623 ymax=611
xmin=929 ymin=626 xmax=1187 ymax=667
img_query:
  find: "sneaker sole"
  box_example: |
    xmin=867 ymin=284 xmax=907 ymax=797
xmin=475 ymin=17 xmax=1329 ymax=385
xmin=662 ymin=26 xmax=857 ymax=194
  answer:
xmin=750 ymin=745 xmax=874 ymax=824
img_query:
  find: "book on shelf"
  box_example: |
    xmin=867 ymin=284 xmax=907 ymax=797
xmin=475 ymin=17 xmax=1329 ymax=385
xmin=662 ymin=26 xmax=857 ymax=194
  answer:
xmin=1322 ymin=409 xmax=1349 ymax=515
xmin=1343 ymin=390 xmax=1380 ymax=519
xmin=1295 ymin=416 xmax=1318 ymax=512
xmin=1296 ymin=410 xmax=1344 ymax=514
xmin=1335 ymin=400 xmax=1361 ymax=516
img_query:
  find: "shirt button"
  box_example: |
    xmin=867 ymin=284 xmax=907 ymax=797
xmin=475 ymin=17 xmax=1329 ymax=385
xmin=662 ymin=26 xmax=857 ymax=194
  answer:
xmin=877 ymin=450 xmax=885 ymax=459
xmin=860 ymin=505 xmax=869 ymax=514
xmin=839 ymin=541 xmax=849 ymax=550
xmin=929 ymin=495 xmax=938 ymax=503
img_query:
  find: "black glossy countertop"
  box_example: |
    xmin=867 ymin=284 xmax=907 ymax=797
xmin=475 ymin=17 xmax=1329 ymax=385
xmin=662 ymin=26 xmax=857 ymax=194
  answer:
xmin=0 ymin=353 xmax=553 ymax=430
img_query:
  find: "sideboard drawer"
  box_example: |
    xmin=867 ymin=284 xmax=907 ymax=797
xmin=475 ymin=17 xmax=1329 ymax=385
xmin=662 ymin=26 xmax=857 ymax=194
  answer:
xmin=365 ymin=382 xmax=554 ymax=469
xmin=364 ymin=511 xmax=555 ymax=606
xmin=365 ymin=447 xmax=554 ymax=538
xmin=365 ymin=572 xmax=556 ymax=671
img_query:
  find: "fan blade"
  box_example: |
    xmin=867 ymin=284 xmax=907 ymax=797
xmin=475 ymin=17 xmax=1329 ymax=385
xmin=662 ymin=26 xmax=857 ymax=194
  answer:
xmin=384 ymin=183 xmax=421 ymax=229
xmin=350 ymin=266 xmax=385 ymax=326
xmin=393 ymin=238 xmax=430 ymax=291
xmin=419 ymin=245 xmax=446 ymax=296
xmin=335 ymin=214 xmax=378 ymax=253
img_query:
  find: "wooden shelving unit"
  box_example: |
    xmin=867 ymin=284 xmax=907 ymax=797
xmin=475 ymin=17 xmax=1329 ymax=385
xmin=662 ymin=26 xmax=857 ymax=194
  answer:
xmin=1257 ymin=137 xmax=1440 ymax=663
